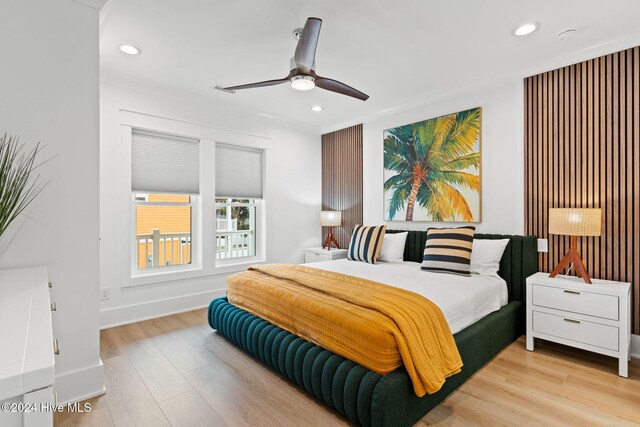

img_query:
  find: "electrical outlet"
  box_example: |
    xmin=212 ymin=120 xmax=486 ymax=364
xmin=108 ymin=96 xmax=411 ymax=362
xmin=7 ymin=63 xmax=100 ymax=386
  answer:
xmin=537 ymin=238 xmax=548 ymax=253
xmin=100 ymin=288 xmax=111 ymax=302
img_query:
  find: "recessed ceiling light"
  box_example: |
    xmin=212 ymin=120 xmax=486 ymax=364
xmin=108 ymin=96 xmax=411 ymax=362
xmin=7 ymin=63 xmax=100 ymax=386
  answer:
xmin=514 ymin=22 xmax=539 ymax=36
xmin=119 ymin=45 xmax=141 ymax=55
xmin=311 ymin=105 xmax=323 ymax=112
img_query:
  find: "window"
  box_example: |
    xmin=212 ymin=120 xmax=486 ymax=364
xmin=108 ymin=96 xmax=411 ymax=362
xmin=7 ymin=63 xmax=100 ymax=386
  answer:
xmin=215 ymin=143 xmax=264 ymax=261
xmin=127 ymin=124 xmax=267 ymax=281
xmin=135 ymin=193 xmax=193 ymax=269
xmin=215 ymin=198 xmax=259 ymax=259
xmin=131 ymin=129 xmax=199 ymax=273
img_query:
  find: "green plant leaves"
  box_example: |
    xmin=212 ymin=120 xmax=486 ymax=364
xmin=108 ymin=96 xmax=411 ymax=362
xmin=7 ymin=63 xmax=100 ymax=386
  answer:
xmin=0 ymin=134 xmax=48 ymax=237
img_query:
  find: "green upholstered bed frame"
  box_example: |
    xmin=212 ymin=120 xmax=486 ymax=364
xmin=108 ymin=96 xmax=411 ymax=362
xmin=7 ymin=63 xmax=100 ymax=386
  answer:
xmin=208 ymin=232 xmax=537 ymax=426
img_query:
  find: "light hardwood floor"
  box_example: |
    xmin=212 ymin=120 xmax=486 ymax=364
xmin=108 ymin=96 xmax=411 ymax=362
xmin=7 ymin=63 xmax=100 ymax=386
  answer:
xmin=55 ymin=309 xmax=640 ymax=426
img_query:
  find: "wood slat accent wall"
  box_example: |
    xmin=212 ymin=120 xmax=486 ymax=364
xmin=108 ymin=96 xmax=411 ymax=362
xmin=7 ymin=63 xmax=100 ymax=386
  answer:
xmin=524 ymin=46 xmax=640 ymax=334
xmin=321 ymin=124 xmax=363 ymax=249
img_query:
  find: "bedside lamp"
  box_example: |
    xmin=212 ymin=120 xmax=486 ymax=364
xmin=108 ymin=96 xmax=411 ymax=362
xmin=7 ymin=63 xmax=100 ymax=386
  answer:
xmin=548 ymin=208 xmax=601 ymax=284
xmin=321 ymin=211 xmax=341 ymax=250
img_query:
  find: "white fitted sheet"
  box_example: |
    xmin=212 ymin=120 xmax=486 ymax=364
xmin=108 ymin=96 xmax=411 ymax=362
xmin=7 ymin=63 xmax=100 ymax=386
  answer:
xmin=307 ymin=259 xmax=508 ymax=334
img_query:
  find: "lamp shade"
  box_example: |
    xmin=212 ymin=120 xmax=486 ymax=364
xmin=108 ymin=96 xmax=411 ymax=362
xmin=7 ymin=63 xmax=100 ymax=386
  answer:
xmin=320 ymin=211 xmax=341 ymax=227
xmin=548 ymin=208 xmax=601 ymax=236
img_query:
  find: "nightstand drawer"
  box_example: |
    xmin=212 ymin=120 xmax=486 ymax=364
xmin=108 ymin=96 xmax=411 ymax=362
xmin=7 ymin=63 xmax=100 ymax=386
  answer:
xmin=305 ymin=251 xmax=328 ymax=263
xmin=304 ymin=248 xmax=348 ymax=263
xmin=533 ymin=311 xmax=618 ymax=351
xmin=532 ymin=284 xmax=618 ymax=320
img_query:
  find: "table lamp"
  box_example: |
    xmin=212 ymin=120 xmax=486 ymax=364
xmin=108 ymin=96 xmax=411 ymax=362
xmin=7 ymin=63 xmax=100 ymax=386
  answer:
xmin=548 ymin=208 xmax=601 ymax=284
xmin=321 ymin=211 xmax=341 ymax=250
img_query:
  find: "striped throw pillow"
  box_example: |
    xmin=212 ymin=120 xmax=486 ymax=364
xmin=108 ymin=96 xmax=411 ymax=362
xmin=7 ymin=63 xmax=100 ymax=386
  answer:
xmin=347 ymin=225 xmax=387 ymax=264
xmin=421 ymin=226 xmax=476 ymax=276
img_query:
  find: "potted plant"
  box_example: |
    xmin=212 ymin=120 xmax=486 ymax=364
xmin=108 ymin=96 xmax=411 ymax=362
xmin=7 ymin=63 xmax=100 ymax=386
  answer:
xmin=0 ymin=133 xmax=47 ymax=238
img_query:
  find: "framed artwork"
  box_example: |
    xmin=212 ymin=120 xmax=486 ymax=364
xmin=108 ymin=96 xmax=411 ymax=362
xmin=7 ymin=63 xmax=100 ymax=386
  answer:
xmin=383 ymin=107 xmax=481 ymax=222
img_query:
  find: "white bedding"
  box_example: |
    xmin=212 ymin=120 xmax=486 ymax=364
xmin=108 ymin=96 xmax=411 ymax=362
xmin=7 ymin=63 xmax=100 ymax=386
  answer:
xmin=307 ymin=259 xmax=508 ymax=334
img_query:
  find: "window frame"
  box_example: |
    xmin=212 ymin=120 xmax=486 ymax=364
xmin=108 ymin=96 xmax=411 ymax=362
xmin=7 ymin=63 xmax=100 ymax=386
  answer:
xmin=120 ymin=113 xmax=271 ymax=288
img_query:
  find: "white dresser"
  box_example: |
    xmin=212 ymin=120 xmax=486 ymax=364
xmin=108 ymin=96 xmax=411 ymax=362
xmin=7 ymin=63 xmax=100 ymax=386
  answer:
xmin=526 ymin=272 xmax=631 ymax=377
xmin=304 ymin=247 xmax=348 ymax=263
xmin=0 ymin=267 xmax=55 ymax=427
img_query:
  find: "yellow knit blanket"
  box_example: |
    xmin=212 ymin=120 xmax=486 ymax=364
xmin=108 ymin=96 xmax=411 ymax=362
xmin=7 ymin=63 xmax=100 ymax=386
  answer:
xmin=226 ymin=264 xmax=462 ymax=396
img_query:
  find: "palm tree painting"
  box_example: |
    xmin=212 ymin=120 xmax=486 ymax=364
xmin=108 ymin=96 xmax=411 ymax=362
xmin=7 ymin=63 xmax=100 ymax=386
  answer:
xmin=384 ymin=107 xmax=481 ymax=222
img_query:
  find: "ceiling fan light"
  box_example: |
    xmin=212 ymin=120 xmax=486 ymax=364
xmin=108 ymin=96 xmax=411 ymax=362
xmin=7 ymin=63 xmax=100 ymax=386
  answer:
xmin=291 ymin=75 xmax=315 ymax=91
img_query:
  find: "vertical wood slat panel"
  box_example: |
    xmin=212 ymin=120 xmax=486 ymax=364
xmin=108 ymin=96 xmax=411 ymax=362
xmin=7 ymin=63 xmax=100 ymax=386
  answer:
xmin=634 ymin=47 xmax=640 ymax=334
xmin=321 ymin=124 xmax=363 ymax=249
xmin=524 ymin=46 xmax=640 ymax=334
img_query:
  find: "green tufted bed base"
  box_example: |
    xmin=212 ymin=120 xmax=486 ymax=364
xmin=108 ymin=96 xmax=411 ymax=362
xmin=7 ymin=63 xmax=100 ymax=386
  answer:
xmin=208 ymin=232 xmax=537 ymax=426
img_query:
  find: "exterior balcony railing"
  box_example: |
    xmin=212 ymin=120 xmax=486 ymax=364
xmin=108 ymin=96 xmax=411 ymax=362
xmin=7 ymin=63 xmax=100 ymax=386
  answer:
xmin=136 ymin=230 xmax=191 ymax=268
xmin=216 ymin=218 xmax=237 ymax=231
xmin=136 ymin=227 xmax=254 ymax=268
xmin=215 ymin=229 xmax=255 ymax=259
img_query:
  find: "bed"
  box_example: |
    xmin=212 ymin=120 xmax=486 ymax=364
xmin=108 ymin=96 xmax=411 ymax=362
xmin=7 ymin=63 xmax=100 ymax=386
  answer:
xmin=208 ymin=232 xmax=537 ymax=426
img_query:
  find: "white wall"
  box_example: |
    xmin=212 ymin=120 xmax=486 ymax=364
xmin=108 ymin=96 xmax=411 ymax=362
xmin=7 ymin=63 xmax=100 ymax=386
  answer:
xmin=362 ymin=80 xmax=525 ymax=234
xmin=0 ymin=0 xmax=103 ymax=404
xmin=99 ymin=82 xmax=322 ymax=328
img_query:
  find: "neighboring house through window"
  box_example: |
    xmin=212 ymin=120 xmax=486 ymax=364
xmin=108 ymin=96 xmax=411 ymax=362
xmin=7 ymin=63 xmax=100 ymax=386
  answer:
xmin=135 ymin=193 xmax=193 ymax=269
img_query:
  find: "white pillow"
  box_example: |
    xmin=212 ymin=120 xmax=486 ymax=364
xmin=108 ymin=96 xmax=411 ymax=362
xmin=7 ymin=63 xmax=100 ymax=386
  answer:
xmin=470 ymin=239 xmax=509 ymax=277
xmin=378 ymin=232 xmax=408 ymax=263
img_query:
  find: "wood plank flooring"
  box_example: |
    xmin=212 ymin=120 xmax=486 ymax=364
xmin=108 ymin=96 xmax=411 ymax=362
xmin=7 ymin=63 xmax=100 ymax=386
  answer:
xmin=55 ymin=309 xmax=640 ymax=426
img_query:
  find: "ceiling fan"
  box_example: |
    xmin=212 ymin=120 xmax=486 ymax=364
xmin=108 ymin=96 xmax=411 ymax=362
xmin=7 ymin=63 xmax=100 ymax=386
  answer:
xmin=223 ymin=18 xmax=369 ymax=101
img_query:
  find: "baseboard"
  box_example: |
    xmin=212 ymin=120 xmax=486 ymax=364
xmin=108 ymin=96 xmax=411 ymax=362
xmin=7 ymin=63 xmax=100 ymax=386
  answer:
xmin=55 ymin=360 xmax=105 ymax=405
xmin=100 ymin=289 xmax=225 ymax=329
xmin=631 ymin=334 xmax=640 ymax=359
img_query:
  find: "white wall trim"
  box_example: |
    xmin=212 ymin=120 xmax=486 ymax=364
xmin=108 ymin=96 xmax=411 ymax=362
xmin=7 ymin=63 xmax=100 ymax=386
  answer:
xmin=631 ymin=334 xmax=640 ymax=359
xmin=55 ymin=360 xmax=105 ymax=405
xmin=120 ymin=109 xmax=272 ymax=143
xmin=100 ymin=289 xmax=225 ymax=329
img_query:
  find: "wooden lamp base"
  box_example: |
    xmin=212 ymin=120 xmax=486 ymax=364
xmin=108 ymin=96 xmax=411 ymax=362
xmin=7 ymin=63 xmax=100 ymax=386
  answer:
xmin=549 ymin=235 xmax=592 ymax=284
xmin=322 ymin=226 xmax=340 ymax=251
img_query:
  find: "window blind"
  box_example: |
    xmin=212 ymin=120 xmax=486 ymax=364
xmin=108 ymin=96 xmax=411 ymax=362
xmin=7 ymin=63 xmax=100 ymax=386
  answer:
xmin=215 ymin=143 xmax=263 ymax=199
xmin=131 ymin=129 xmax=199 ymax=194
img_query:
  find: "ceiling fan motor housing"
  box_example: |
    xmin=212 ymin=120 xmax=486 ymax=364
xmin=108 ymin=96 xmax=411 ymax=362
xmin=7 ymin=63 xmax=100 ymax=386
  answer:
xmin=289 ymin=56 xmax=315 ymax=73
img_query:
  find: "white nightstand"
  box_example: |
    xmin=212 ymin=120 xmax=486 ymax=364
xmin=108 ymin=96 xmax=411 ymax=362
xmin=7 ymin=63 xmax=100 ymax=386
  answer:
xmin=304 ymin=247 xmax=348 ymax=263
xmin=526 ymin=272 xmax=631 ymax=377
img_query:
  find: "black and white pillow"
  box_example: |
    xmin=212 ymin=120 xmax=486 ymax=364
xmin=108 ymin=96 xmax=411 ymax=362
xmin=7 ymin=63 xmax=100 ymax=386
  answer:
xmin=347 ymin=225 xmax=387 ymax=264
xmin=421 ymin=226 xmax=476 ymax=276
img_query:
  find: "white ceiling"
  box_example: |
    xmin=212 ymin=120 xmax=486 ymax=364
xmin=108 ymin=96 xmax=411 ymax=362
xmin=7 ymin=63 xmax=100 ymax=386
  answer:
xmin=99 ymin=0 xmax=640 ymax=131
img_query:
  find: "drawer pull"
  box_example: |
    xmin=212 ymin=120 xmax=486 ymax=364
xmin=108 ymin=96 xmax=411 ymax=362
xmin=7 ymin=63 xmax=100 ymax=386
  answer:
xmin=50 ymin=302 xmax=57 ymax=311
xmin=563 ymin=290 xmax=581 ymax=295
xmin=564 ymin=318 xmax=581 ymax=324
xmin=48 ymin=281 xmax=53 ymax=289
xmin=53 ymin=338 xmax=60 ymax=355
xmin=54 ymin=392 xmax=58 ymax=406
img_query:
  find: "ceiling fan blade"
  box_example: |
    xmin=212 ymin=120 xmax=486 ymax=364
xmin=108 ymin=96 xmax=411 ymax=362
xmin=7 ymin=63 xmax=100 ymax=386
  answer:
xmin=223 ymin=76 xmax=290 ymax=91
xmin=315 ymin=76 xmax=369 ymax=101
xmin=294 ymin=18 xmax=322 ymax=74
